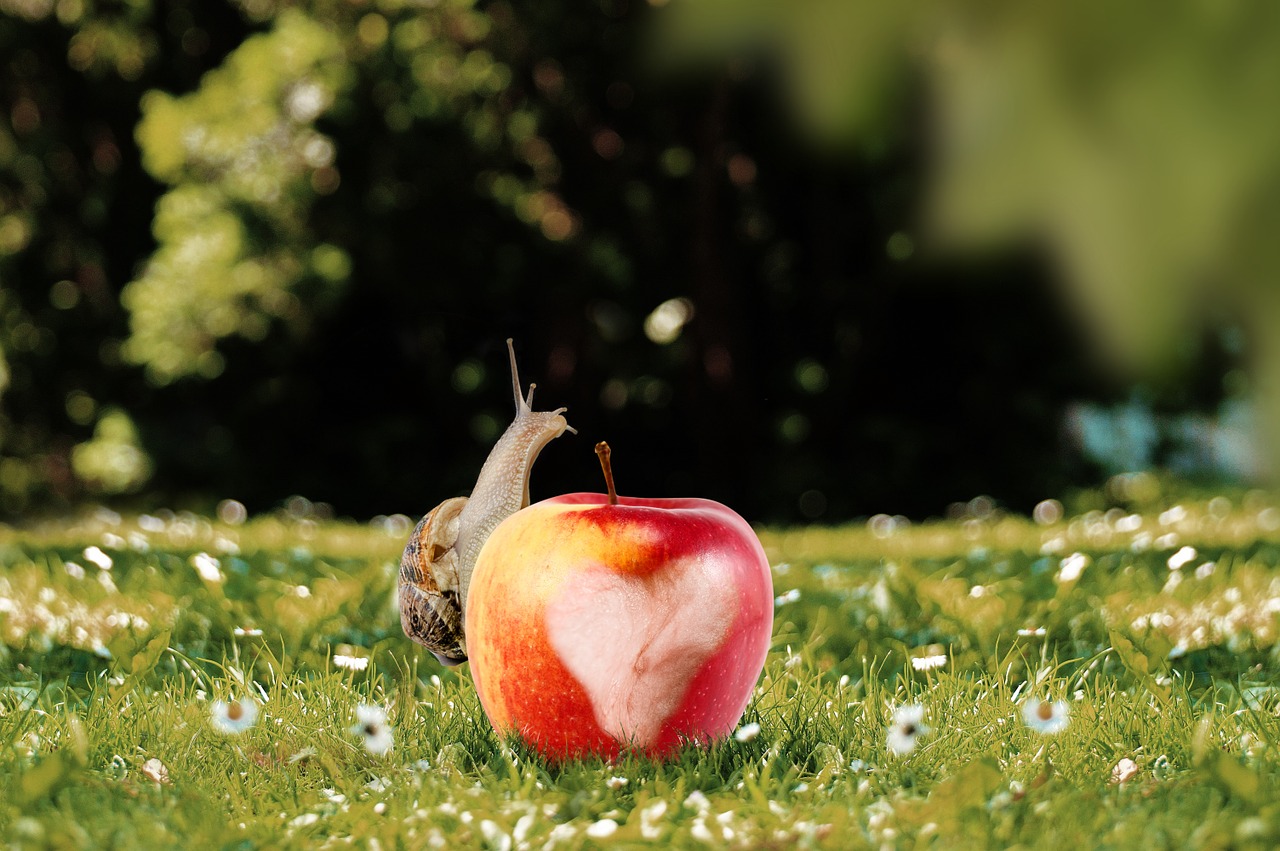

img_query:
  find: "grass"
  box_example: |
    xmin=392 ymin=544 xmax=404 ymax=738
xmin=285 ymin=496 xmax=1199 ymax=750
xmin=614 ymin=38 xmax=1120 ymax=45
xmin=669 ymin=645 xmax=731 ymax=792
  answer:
xmin=4 ymin=496 xmax=1280 ymax=848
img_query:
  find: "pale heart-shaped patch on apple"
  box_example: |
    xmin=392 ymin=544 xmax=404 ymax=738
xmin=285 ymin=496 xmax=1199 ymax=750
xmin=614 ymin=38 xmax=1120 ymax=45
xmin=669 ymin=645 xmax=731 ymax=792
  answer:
xmin=544 ymin=558 xmax=737 ymax=748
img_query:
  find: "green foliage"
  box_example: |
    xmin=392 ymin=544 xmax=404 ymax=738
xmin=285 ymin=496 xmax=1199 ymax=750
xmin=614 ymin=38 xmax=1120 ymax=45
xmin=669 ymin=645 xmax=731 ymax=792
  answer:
xmin=0 ymin=0 xmax=620 ymax=514
xmin=125 ymin=10 xmax=350 ymax=382
xmin=663 ymin=0 xmax=912 ymax=144
xmin=1 ymin=501 xmax=1280 ymax=845
xmin=668 ymin=1 xmax=1280 ymax=377
xmin=122 ymin=0 xmax=580 ymax=385
xmin=69 ymin=407 xmax=151 ymax=493
xmin=0 ymin=1 xmax=167 ymax=511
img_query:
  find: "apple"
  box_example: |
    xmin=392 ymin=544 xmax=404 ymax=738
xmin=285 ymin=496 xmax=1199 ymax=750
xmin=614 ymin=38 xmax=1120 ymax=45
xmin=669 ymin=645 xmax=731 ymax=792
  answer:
xmin=465 ymin=442 xmax=774 ymax=761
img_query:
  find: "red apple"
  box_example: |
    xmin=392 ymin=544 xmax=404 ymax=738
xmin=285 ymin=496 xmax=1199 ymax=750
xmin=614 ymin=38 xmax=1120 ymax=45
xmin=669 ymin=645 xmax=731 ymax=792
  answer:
xmin=465 ymin=444 xmax=774 ymax=761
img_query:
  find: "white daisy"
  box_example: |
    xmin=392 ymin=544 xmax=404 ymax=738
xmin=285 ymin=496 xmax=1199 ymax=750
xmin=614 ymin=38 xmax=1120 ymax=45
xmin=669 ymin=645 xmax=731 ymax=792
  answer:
xmin=140 ymin=757 xmax=170 ymax=784
xmin=333 ymin=654 xmax=369 ymax=671
xmin=886 ymin=704 xmax=929 ymax=755
xmin=774 ymin=588 xmax=802 ymax=606
xmin=684 ymin=790 xmax=711 ymax=813
xmin=83 ymin=546 xmax=113 ymax=571
xmin=911 ymin=654 xmax=947 ymax=672
xmin=352 ymin=704 xmax=394 ymax=755
xmin=210 ymin=697 xmax=259 ymax=734
xmin=734 ymin=722 xmax=761 ymax=742
xmin=1021 ymin=698 xmax=1070 ymax=735
xmin=191 ymin=552 xmax=223 ymax=583
xmin=1057 ymin=552 xmax=1089 ymax=582
xmin=1110 ymin=757 xmax=1139 ymax=784
xmin=639 ymin=800 xmax=668 ymax=839
xmin=479 ymin=820 xmax=507 ymax=847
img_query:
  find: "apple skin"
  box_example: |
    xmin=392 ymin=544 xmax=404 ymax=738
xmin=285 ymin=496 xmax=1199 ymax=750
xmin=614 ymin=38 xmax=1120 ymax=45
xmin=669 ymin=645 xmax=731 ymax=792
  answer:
xmin=465 ymin=492 xmax=774 ymax=761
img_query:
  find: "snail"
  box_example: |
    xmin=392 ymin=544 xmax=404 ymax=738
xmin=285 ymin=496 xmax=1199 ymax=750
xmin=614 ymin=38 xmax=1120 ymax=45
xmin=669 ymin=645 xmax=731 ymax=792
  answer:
xmin=399 ymin=339 xmax=574 ymax=665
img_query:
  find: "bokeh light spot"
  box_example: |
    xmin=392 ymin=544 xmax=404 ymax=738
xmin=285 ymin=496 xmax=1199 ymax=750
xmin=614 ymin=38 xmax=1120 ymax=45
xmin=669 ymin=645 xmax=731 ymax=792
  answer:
xmin=65 ymin=390 xmax=96 ymax=425
xmin=660 ymin=147 xmax=694 ymax=178
xmin=633 ymin=376 xmax=672 ymax=407
xmin=794 ymin=359 xmax=828 ymax=393
xmin=311 ymin=244 xmax=351 ymax=281
xmin=451 ymin=360 xmax=486 ymax=394
xmin=50 ymin=280 xmax=80 ymax=310
xmin=599 ymin=378 xmax=628 ymax=410
xmin=358 ymin=14 xmax=389 ymax=49
xmin=778 ymin=412 xmax=810 ymax=444
xmin=196 ymin=351 xmax=225 ymax=379
xmin=540 ymin=209 xmax=576 ymax=241
xmin=592 ymin=128 xmax=624 ymax=160
xmin=310 ymin=166 xmax=340 ymax=195
xmin=727 ymin=154 xmax=757 ymax=186
xmin=217 ymin=499 xmax=248 ymax=525
xmin=643 ymin=297 xmax=694 ymax=344
xmin=533 ymin=60 xmax=565 ymax=99
xmin=886 ymin=231 xmax=914 ymax=261
xmin=11 ymin=97 xmax=40 ymax=134
xmin=470 ymin=413 xmax=501 ymax=444
xmin=0 ymin=215 xmax=33 ymax=254
xmin=1033 ymin=499 xmax=1064 ymax=525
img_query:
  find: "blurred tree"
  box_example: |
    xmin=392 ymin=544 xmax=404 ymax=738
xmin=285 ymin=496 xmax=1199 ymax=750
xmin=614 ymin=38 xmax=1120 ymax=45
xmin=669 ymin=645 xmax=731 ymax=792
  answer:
xmin=126 ymin=8 xmax=351 ymax=384
xmin=0 ymin=0 xmax=1247 ymax=523
xmin=0 ymin=0 xmax=166 ymax=513
xmin=664 ymin=0 xmax=1280 ymax=442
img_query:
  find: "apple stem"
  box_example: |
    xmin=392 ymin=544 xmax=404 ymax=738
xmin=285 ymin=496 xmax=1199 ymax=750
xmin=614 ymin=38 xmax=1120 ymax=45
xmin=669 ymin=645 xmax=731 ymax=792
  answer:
xmin=595 ymin=441 xmax=618 ymax=505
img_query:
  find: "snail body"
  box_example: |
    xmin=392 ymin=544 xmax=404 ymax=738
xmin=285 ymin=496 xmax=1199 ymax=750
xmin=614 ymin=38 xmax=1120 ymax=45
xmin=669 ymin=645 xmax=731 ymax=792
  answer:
xmin=399 ymin=340 xmax=572 ymax=665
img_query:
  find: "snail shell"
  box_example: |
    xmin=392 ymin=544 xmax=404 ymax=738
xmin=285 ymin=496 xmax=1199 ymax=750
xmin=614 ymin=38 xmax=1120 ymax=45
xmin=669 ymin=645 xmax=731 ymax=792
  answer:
xmin=398 ymin=496 xmax=467 ymax=663
xmin=399 ymin=340 xmax=572 ymax=665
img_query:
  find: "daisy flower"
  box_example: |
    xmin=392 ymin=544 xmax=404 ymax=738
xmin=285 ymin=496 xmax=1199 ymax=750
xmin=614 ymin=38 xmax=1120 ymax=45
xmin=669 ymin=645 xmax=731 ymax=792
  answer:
xmin=1111 ymin=757 xmax=1139 ymax=784
xmin=352 ymin=704 xmax=394 ymax=755
xmin=684 ymin=790 xmax=711 ymax=813
xmin=774 ymin=588 xmax=802 ymax=607
xmin=911 ymin=654 xmax=948 ymax=672
xmin=191 ymin=552 xmax=223 ymax=583
xmin=639 ymin=800 xmax=668 ymax=839
xmin=332 ymin=654 xmax=369 ymax=671
xmin=140 ymin=757 xmax=170 ymax=784
xmin=734 ymin=722 xmax=762 ymax=742
xmin=1057 ymin=552 xmax=1089 ymax=583
xmin=210 ymin=697 xmax=259 ymax=734
xmin=1022 ymin=697 xmax=1070 ymax=735
xmin=83 ymin=546 xmax=113 ymax=571
xmin=886 ymin=704 xmax=930 ymax=755
xmin=1167 ymin=546 xmax=1197 ymax=571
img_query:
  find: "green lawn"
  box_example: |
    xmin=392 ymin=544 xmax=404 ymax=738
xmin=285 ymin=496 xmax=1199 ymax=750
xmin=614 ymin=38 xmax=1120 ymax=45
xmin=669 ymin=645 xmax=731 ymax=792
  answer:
xmin=3 ymin=497 xmax=1280 ymax=848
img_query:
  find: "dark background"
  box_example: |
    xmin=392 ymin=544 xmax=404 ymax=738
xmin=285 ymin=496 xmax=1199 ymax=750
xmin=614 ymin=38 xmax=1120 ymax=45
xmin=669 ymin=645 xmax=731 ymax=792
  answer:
xmin=0 ymin=0 xmax=1250 ymax=523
